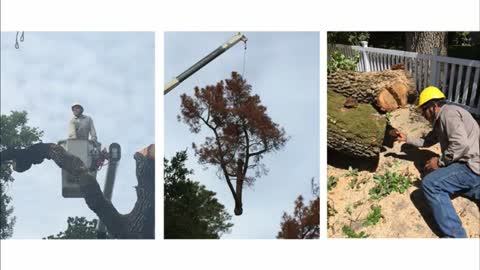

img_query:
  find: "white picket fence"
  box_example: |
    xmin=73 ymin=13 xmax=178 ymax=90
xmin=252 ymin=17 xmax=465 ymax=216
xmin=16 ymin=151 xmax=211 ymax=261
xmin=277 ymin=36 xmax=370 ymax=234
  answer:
xmin=328 ymin=42 xmax=480 ymax=115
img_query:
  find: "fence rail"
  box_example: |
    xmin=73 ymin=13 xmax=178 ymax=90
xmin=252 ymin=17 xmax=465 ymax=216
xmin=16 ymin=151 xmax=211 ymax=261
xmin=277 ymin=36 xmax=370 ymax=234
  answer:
xmin=328 ymin=43 xmax=480 ymax=115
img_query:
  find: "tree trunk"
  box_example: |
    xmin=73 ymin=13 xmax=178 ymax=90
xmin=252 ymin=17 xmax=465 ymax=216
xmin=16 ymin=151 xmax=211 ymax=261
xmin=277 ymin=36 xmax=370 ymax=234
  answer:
xmin=405 ymin=32 xmax=448 ymax=55
xmin=327 ymin=69 xmax=416 ymax=112
xmin=327 ymin=90 xmax=387 ymax=159
xmin=0 ymin=143 xmax=155 ymax=239
xmin=234 ymin=159 xmax=244 ymax=216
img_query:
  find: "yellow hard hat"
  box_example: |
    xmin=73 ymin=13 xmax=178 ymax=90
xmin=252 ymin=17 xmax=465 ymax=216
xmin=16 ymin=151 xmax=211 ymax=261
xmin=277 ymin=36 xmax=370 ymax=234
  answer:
xmin=418 ymin=86 xmax=446 ymax=108
xmin=71 ymin=102 xmax=84 ymax=110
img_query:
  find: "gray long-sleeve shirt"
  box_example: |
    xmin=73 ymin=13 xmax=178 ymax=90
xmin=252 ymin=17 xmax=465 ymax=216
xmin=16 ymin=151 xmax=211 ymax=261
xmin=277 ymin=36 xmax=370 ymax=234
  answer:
xmin=68 ymin=114 xmax=97 ymax=141
xmin=406 ymin=104 xmax=480 ymax=175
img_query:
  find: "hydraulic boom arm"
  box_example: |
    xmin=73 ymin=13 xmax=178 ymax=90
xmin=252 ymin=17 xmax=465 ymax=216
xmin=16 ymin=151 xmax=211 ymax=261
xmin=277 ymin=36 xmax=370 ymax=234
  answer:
xmin=164 ymin=33 xmax=247 ymax=95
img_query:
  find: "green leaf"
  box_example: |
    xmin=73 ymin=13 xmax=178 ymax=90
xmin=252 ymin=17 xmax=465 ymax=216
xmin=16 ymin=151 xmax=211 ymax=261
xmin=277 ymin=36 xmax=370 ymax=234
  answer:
xmin=1 ymin=111 xmax=43 ymax=239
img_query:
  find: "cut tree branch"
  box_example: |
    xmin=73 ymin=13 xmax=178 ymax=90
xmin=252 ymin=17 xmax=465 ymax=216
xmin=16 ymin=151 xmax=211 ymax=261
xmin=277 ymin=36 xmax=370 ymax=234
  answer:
xmin=0 ymin=143 xmax=155 ymax=239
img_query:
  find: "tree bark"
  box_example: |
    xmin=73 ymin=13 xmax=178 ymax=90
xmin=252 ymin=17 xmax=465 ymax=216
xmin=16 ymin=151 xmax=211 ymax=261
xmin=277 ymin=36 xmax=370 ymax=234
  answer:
xmin=327 ymin=90 xmax=387 ymax=159
xmin=0 ymin=143 xmax=155 ymax=239
xmin=405 ymin=32 xmax=448 ymax=55
xmin=234 ymin=158 xmax=244 ymax=216
xmin=327 ymin=69 xmax=416 ymax=112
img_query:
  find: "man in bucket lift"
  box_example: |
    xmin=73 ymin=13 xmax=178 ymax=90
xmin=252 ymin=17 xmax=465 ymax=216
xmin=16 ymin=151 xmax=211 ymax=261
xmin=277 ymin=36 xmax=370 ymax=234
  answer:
xmin=395 ymin=86 xmax=480 ymax=238
xmin=68 ymin=103 xmax=104 ymax=171
xmin=68 ymin=103 xmax=98 ymax=143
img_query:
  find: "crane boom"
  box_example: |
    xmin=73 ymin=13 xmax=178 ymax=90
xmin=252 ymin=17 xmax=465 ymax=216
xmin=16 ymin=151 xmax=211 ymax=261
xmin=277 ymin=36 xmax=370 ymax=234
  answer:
xmin=164 ymin=33 xmax=247 ymax=95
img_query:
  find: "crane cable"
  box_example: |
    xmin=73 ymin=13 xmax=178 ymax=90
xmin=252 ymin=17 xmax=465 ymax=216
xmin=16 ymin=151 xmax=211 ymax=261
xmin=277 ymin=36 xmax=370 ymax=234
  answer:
xmin=15 ymin=31 xmax=25 ymax=49
xmin=241 ymin=39 xmax=248 ymax=78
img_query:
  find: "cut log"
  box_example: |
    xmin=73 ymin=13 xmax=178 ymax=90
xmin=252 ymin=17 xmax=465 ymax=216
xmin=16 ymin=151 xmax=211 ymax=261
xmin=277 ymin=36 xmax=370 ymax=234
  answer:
xmin=327 ymin=90 xmax=387 ymax=159
xmin=388 ymin=82 xmax=409 ymax=106
xmin=376 ymin=89 xmax=399 ymax=112
xmin=1 ymin=143 xmax=155 ymax=239
xmin=327 ymin=69 xmax=416 ymax=112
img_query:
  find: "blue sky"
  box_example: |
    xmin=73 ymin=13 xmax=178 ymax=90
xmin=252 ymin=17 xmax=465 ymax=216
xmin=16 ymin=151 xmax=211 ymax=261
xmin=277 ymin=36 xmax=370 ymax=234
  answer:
xmin=1 ymin=32 xmax=155 ymax=239
xmin=164 ymin=32 xmax=320 ymax=239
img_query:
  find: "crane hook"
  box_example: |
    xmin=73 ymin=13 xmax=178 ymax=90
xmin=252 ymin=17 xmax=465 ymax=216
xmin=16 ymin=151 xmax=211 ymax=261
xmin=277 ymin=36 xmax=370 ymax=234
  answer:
xmin=15 ymin=31 xmax=25 ymax=49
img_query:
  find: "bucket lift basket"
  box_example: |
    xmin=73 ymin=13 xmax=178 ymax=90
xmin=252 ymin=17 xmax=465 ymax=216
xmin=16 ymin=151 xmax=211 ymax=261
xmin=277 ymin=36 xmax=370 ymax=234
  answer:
xmin=58 ymin=139 xmax=100 ymax=198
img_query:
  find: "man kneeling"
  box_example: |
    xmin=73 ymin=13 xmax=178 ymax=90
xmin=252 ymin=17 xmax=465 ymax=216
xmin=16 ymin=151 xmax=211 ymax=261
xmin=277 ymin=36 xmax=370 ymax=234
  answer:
xmin=395 ymin=86 xmax=480 ymax=238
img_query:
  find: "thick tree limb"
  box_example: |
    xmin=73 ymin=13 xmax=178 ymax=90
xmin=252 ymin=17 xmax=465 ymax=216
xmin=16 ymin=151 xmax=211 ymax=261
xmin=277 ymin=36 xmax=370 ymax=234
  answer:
xmin=327 ymin=69 xmax=416 ymax=112
xmin=0 ymin=143 xmax=155 ymax=239
xmin=327 ymin=90 xmax=387 ymax=160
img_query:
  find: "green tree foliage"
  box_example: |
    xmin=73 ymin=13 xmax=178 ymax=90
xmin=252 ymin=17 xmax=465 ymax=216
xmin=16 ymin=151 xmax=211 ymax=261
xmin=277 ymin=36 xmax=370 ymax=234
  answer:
xmin=368 ymin=32 xmax=406 ymax=50
xmin=327 ymin=51 xmax=360 ymax=74
xmin=45 ymin=217 xmax=99 ymax=239
xmin=164 ymin=151 xmax=233 ymax=239
xmin=0 ymin=111 xmax=43 ymax=239
xmin=329 ymin=32 xmax=479 ymax=60
xmin=447 ymin=32 xmax=480 ymax=60
xmin=327 ymin=32 xmax=370 ymax=45
xmin=449 ymin=32 xmax=472 ymax=46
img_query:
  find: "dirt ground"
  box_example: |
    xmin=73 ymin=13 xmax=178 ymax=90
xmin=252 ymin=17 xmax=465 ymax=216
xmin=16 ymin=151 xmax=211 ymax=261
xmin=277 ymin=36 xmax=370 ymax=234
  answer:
xmin=328 ymin=106 xmax=480 ymax=238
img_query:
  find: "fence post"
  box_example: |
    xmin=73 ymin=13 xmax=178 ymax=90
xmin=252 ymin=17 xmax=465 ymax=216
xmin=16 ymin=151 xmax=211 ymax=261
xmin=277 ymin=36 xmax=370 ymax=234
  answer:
xmin=360 ymin=41 xmax=371 ymax=72
xmin=429 ymin=48 xmax=440 ymax=87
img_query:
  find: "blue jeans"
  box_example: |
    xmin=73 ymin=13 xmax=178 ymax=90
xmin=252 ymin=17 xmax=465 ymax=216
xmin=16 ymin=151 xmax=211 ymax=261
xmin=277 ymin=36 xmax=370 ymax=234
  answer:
xmin=421 ymin=162 xmax=480 ymax=238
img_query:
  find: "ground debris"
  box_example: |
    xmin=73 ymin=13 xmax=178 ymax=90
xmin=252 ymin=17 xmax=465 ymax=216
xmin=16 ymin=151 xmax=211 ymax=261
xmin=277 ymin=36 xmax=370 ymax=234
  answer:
xmin=328 ymin=106 xmax=480 ymax=238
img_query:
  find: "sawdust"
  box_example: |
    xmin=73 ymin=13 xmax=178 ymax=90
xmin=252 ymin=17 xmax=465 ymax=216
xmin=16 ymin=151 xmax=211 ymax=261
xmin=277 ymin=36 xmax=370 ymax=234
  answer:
xmin=328 ymin=106 xmax=480 ymax=238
